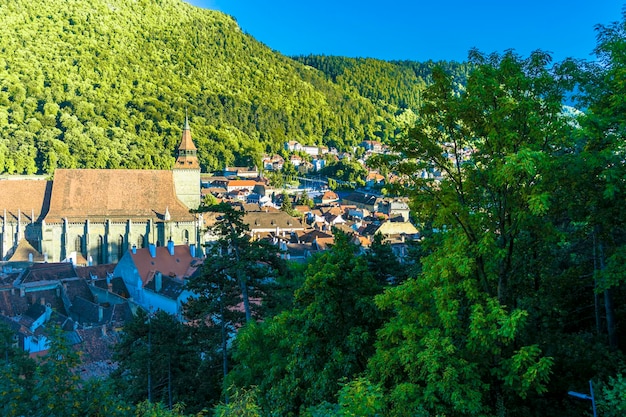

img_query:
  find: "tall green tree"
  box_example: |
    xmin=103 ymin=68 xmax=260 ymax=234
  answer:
xmin=574 ymin=11 xmax=626 ymax=350
xmin=112 ymin=310 xmax=205 ymax=412
xmin=369 ymin=50 xmax=575 ymax=416
xmin=228 ymin=231 xmax=384 ymax=416
xmin=185 ymin=203 xmax=286 ymax=403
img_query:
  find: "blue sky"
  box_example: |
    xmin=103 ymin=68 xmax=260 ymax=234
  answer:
xmin=186 ymin=1 xmax=623 ymax=63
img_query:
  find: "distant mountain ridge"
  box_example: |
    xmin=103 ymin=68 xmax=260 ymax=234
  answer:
xmin=0 ymin=0 xmax=466 ymax=174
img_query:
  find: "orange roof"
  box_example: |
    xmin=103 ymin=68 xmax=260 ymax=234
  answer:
xmin=227 ymin=180 xmax=258 ymax=187
xmin=178 ymin=117 xmax=197 ymax=151
xmin=0 ymin=178 xmax=51 ymax=222
xmin=129 ymin=245 xmax=201 ymax=287
xmin=44 ymin=169 xmax=195 ymax=223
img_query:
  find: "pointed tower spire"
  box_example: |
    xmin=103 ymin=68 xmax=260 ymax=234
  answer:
xmin=175 ymin=115 xmax=199 ymax=169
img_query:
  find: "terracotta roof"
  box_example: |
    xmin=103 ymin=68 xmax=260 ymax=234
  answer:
xmin=243 ymin=211 xmax=305 ymax=231
xmin=63 ymin=279 xmax=95 ymax=304
xmin=127 ymin=245 xmax=201 ymax=287
xmin=0 ymin=290 xmax=30 ymax=316
xmin=20 ymin=263 xmax=77 ymax=284
xmin=44 ymin=169 xmax=195 ymax=223
xmin=0 ymin=178 xmax=51 ymax=223
xmin=227 ymin=180 xmax=258 ymax=188
xmin=74 ymin=264 xmax=116 ymax=280
xmin=8 ymin=239 xmax=45 ymax=262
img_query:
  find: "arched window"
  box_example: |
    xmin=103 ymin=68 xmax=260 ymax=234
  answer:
xmin=118 ymin=235 xmax=125 ymax=261
xmin=74 ymin=235 xmax=82 ymax=255
xmin=97 ymin=236 xmax=105 ymax=265
xmin=182 ymin=230 xmax=189 ymax=244
xmin=137 ymin=234 xmax=145 ymax=248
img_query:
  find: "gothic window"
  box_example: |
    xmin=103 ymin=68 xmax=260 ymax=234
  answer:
xmin=182 ymin=229 xmax=189 ymax=244
xmin=74 ymin=235 xmax=82 ymax=255
xmin=97 ymin=236 xmax=104 ymax=265
xmin=118 ymin=235 xmax=124 ymax=260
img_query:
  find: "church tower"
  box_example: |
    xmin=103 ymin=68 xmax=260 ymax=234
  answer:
xmin=172 ymin=116 xmax=201 ymax=210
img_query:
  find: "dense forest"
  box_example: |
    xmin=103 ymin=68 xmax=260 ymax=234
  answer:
xmin=0 ymin=0 xmax=469 ymax=174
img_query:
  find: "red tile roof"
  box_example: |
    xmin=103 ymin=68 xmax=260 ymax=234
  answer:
xmin=0 ymin=178 xmax=51 ymax=222
xmin=44 ymin=169 xmax=195 ymax=223
xmin=129 ymin=245 xmax=201 ymax=287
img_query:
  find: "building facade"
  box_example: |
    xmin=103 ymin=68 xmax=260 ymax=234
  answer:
xmin=0 ymin=119 xmax=202 ymax=264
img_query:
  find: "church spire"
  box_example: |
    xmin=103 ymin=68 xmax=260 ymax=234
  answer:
xmin=175 ymin=115 xmax=200 ymax=169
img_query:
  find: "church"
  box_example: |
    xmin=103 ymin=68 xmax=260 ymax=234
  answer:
xmin=0 ymin=118 xmax=202 ymax=265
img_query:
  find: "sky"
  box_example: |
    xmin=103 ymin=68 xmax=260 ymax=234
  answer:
xmin=186 ymin=0 xmax=624 ymax=63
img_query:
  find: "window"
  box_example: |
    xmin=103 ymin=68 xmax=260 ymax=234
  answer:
xmin=97 ymin=236 xmax=105 ymax=265
xmin=117 ymin=235 xmax=124 ymax=260
xmin=74 ymin=235 xmax=82 ymax=255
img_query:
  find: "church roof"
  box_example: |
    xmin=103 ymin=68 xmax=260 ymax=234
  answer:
xmin=44 ymin=169 xmax=195 ymax=223
xmin=0 ymin=178 xmax=51 ymax=223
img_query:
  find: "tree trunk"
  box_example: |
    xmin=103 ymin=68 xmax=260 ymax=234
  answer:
xmin=240 ymin=273 xmax=252 ymax=323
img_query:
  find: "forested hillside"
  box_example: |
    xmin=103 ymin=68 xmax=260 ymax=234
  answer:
xmin=0 ymin=0 xmax=438 ymax=174
xmin=294 ymin=55 xmax=472 ymax=114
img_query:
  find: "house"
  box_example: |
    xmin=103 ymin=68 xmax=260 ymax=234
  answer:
xmin=289 ymin=155 xmax=303 ymax=167
xmin=379 ymin=199 xmax=411 ymax=222
xmin=226 ymin=179 xmax=259 ymax=193
xmin=114 ymin=242 xmax=202 ymax=321
xmin=285 ymin=141 xmax=304 ymax=153
xmin=341 ymin=192 xmax=382 ymax=213
xmin=360 ymin=140 xmax=383 ymax=153
xmin=311 ymin=158 xmax=326 ymax=172
xmin=262 ymin=155 xmax=285 ymax=171
xmin=316 ymin=190 xmax=339 ymax=205
xmin=365 ymin=172 xmax=386 ymax=188
xmin=243 ymin=211 xmax=305 ymax=238
xmin=223 ymin=166 xmax=259 ymax=178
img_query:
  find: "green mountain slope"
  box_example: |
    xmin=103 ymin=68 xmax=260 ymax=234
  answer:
xmin=0 ymin=0 xmax=447 ymax=174
xmin=293 ymin=55 xmax=472 ymax=112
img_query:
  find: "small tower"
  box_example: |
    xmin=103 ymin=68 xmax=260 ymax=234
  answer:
xmin=175 ymin=115 xmax=200 ymax=170
xmin=172 ymin=115 xmax=201 ymax=210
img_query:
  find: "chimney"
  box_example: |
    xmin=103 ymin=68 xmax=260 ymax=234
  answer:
xmin=149 ymin=243 xmax=156 ymax=258
xmin=155 ymin=272 xmax=162 ymax=292
xmin=167 ymin=239 xmax=174 ymax=256
xmin=190 ymin=244 xmax=196 ymax=258
xmin=132 ymin=244 xmax=137 ymax=254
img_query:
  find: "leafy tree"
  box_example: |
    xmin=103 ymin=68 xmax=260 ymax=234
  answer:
xmin=369 ymin=50 xmax=575 ymax=416
xmin=112 ymin=310 xmax=205 ymax=412
xmin=365 ymin=232 xmax=407 ymax=285
xmin=185 ymin=203 xmax=286 ymax=403
xmin=228 ymin=231 xmax=384 ymax=415
xmin=573 ymin=11 xmax=626 ymax=350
